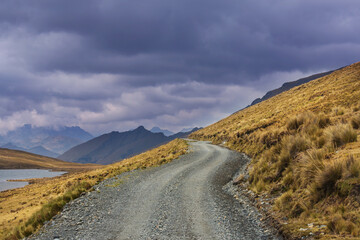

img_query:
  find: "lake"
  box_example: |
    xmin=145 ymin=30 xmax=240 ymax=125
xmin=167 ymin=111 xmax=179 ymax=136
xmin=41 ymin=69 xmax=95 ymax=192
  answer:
xmin=0 ymin=169 xmax=66 ymax=192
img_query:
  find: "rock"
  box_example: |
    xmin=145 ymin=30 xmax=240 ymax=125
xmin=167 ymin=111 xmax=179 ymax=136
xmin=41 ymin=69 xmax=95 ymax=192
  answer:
xmin=299 ymin=228 xmax=309 ymax=231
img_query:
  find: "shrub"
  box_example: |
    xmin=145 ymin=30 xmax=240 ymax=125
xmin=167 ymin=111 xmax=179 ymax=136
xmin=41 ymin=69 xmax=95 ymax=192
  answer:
xmin=313 ymin=160 xmax=343 ymax=201
xmin=284 ymin=135 xmax=310 ymax=158
xmin=353 ymin=104 xmax=360 ymax=112
xmin=259 ymin=129 xmax=282 ymax=147
xmin=315 ymin=135 xmax=326 ymax=148
xmin=287 ymin=111 xmax=329 ymax=134
xmin=327 ymin=214 xmax=359 ymax=236
xmin=287 ymin=116 xmax=304 ymax=130
xmin=318 ymin=113 xmax=331 ymax=128
xmin=325 ymin=124 xmax=357 ymax=148
xmin=275 ymin=190 xmax=294 ymax=213
xmin=287 ymin=112 xmax=315 ymax=131
xmin=254 ymin=179 xmax=266 ymax=192
xmin=282 ymin=170 xmax=294 ymax=187
xmin=333 ymin=107 xmax=345 ymax=116
xmin=343 ymin=155 xmax=360 ymax=178
xmin=351 ymin=115 xmax=360 ymax=129
xmin=290 ymin=202 xmax=305 ymax=218
xmin=298 ymin=149 xmax=325 ymax=187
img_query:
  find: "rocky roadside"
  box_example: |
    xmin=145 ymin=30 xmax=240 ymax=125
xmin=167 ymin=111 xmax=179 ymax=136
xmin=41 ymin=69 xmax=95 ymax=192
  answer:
xmin=224 ymin=153 xmax=283 ymax=239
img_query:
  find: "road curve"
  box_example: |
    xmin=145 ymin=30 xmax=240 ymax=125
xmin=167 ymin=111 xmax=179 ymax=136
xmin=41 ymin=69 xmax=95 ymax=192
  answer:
xmin=28 ymin=141 xmax=280 ymax=240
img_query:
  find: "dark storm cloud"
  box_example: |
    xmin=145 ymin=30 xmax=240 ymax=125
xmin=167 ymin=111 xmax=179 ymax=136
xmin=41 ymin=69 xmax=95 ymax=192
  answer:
xmin=0 ymin=0 xmax=359 ymax=134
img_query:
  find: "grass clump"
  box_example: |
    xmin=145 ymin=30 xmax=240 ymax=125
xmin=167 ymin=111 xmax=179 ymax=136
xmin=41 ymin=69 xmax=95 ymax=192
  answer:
xmin=297 ymin=149 xmax=325 ymax=187
xmin=327 ymin=212 xmax=360 ymax=237
xmin=312 ymin=161 xmax=343 ymax=201
xmin=333 ymin=107 xmax=345 ymax=116
xmin=325 ymin=124 xmax=357 ymax=148
xmin=351 ymin=115 xmax=360 ymax=129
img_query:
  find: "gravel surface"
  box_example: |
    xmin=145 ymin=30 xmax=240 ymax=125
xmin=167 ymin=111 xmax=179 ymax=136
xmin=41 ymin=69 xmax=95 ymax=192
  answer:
xmin=27 ymin=141 xmax=281 ymax=240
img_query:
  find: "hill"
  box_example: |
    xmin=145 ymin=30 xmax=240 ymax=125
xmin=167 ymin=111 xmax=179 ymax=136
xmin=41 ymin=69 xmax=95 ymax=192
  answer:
xmin=250 ymin=69 xmax=335 ymax=106
xmin=1 ymin=143 xmax=27 ymax=152
xmin=1 ymin=143 xmax=59 ymax=158
xmin=0 ymin=125 xmax=93 ymax=155
xmin=0 ymin=148 xmax=99 ymax=172
xmin=59 ymin=126 xmax=197 ymax=165
xmin=190 ymin=62 xmax=360 ymax=239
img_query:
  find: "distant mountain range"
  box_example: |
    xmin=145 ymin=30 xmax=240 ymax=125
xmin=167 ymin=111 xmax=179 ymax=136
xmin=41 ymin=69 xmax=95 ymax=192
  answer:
xmin=249 ymin=69 xmax=336 ymax=106
xmin=59 ymin=126 xmax=199 ymax=165
xmin=150 ymin=127 xmax=174 ymax=136
xmin=0 ymin=143 xmax=60 ymax=158
xmin=0 ymin=124 xmax=93 ymax=157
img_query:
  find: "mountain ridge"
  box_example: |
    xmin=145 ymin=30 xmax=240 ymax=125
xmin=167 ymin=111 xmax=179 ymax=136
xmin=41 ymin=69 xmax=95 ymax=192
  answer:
xmin=150 ymin=127 xmax=174 ymax=136
xmin=0 ymin=124 xmax=93 ymax=155
xmin=59 ymin=126 xmax=198 ymax=164
xmin=249 ymin=69 xmax=337 ymax=106
xmin=0 ymin=143 xmax=59 ymax=158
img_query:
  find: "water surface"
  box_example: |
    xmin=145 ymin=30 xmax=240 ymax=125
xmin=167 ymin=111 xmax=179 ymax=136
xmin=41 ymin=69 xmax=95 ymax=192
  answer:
xmin=0 ymin=169 xmax=66 ymax=192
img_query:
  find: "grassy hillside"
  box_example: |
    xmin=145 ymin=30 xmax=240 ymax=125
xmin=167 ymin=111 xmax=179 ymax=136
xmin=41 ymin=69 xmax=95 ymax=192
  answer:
xmin=190 ymin=62 xmax=360 ymax=239
xmin=250 ymin=69 xmax=335 ymax=106
xmin=1 ymin=139 xmax=188 ymax=240
xmin=0 ymin=148 xmax=99 ymax=172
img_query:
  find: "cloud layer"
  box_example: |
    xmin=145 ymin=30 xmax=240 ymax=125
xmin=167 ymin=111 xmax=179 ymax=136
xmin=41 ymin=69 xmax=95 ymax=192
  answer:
xmin=0 ymin=0 xmax=359 ymax=134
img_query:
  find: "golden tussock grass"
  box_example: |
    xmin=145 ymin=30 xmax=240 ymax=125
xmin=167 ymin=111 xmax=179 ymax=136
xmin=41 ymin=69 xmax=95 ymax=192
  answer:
xmin=190 ymin=62 xmax=360 ymax=239
xmin=1 ymin=139 xmax=188 ymax=240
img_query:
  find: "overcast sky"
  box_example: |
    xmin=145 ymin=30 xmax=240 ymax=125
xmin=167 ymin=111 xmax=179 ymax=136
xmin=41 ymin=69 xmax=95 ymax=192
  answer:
xmin=0 ymin=0 xmax=359 ymax=135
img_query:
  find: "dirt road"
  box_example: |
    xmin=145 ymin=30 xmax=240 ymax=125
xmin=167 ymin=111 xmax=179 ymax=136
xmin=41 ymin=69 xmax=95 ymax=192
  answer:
xmin=28 ymin=141 xmax=280 ymax=240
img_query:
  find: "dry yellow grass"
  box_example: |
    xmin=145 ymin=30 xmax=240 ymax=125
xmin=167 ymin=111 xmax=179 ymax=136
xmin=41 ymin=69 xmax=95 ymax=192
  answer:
xmin=190 ymin=62 xmax=360 ymax=239
xmin=0 ymin=139 xmax=188 ymax=240
xmin=0 ymin=148 xmax=100 ymax=173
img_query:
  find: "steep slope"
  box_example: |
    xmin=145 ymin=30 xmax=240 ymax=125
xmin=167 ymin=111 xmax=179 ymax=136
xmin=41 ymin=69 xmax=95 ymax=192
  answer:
xmin=0 ymin=148 xmax=99 ymax=172
xmin=190 ymin=62 xmax=360 ymax=239
xmin=250 ymin=69 xmax=335 ymax=106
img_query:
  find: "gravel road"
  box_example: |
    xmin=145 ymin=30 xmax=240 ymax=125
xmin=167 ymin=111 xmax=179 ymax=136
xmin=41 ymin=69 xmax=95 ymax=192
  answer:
xmin=28 ymin=140 xmax=281 ymax=240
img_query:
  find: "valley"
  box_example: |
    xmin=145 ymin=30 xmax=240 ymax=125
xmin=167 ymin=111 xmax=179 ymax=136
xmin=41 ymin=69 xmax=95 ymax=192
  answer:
xmin=1 ymin=63 xmax=359 ymax=239
xmin=1 ymin=1 xmax=359 ymax=239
